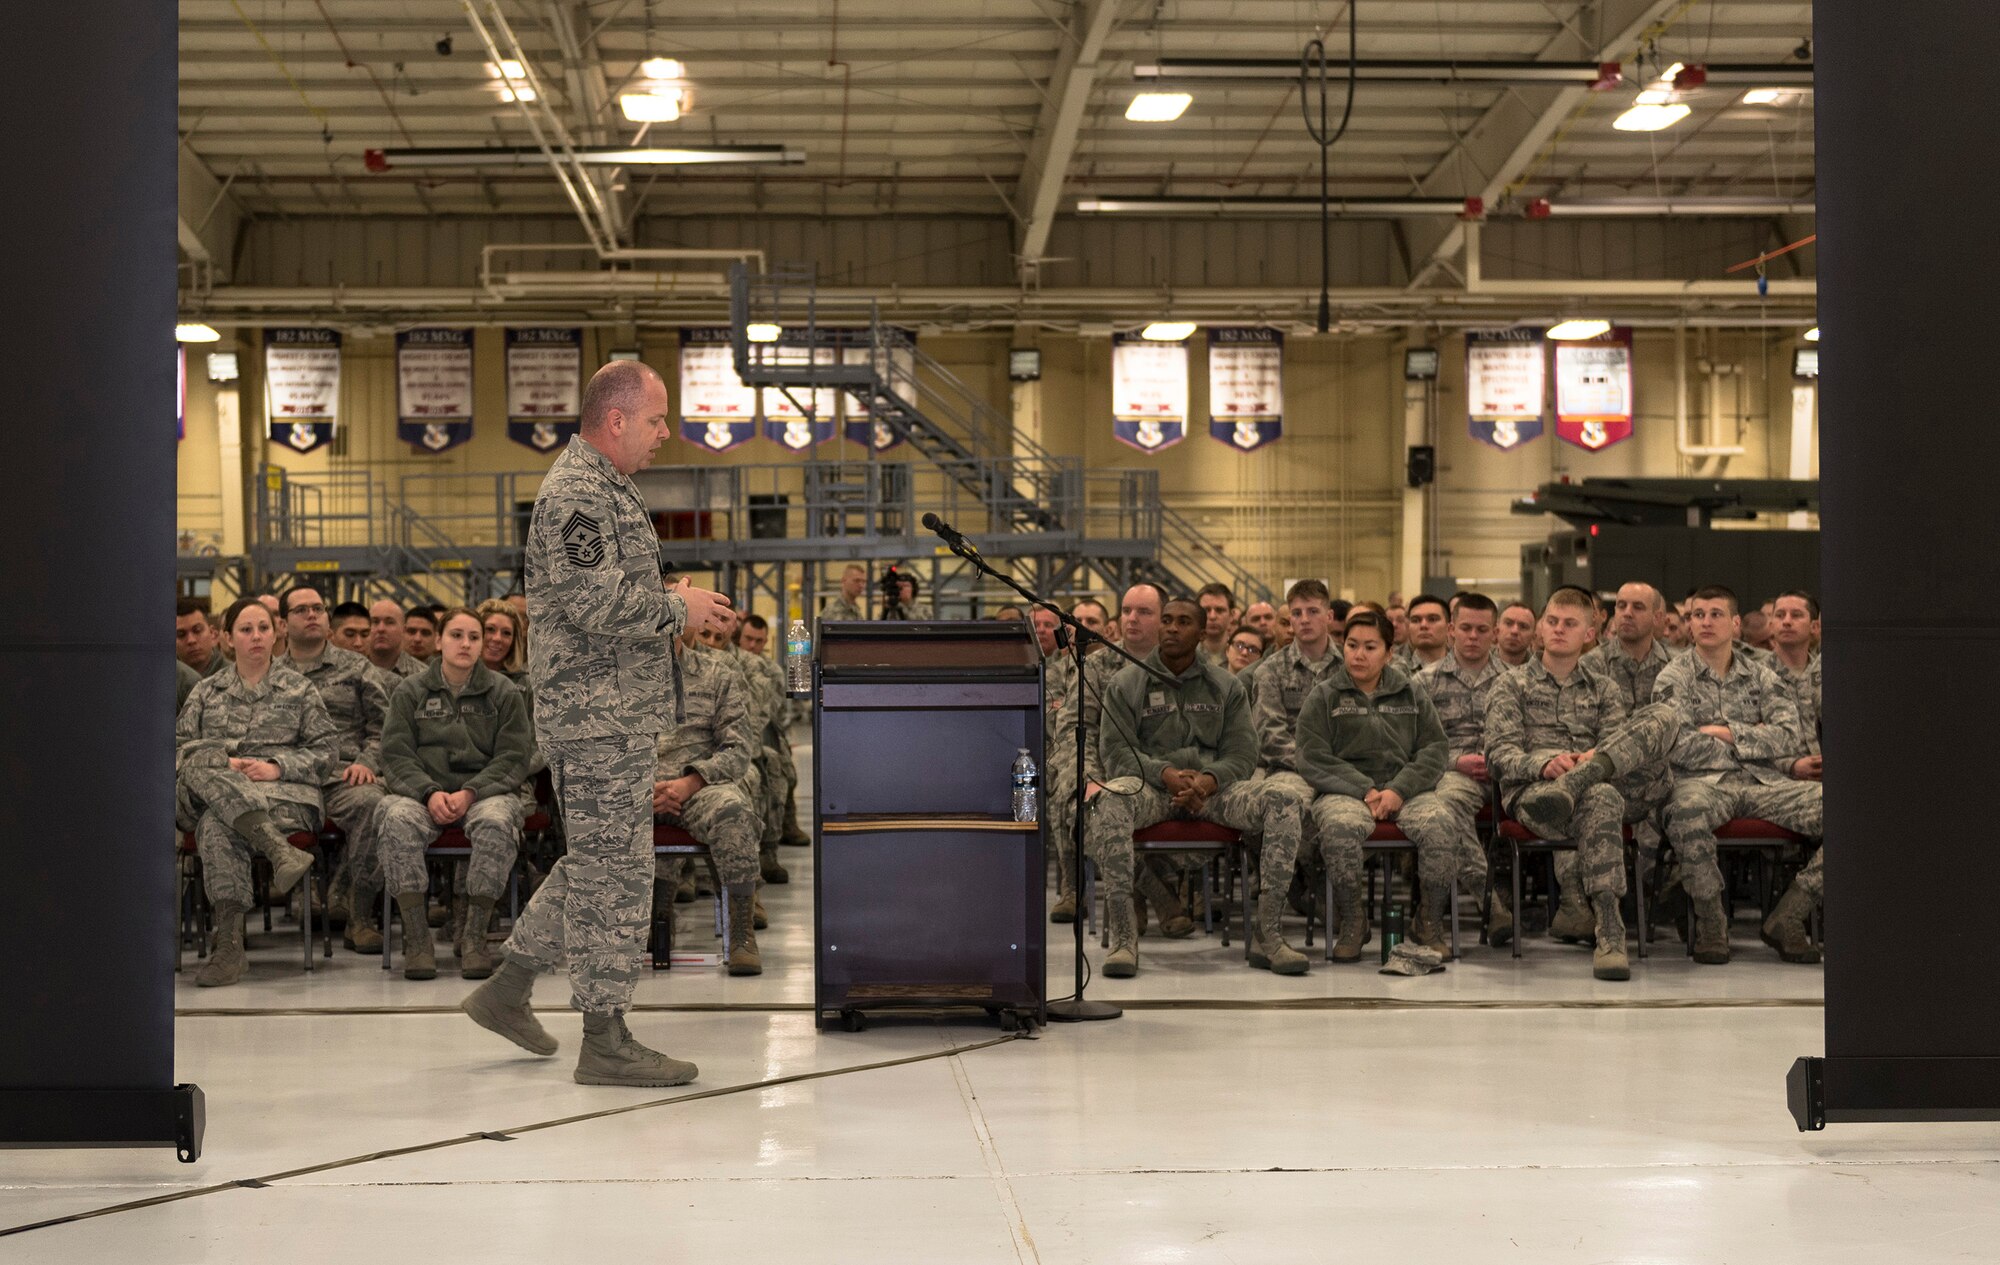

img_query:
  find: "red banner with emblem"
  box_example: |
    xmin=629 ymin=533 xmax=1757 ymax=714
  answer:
xmin=1554 ymin=327 xmax=1634 ymax=451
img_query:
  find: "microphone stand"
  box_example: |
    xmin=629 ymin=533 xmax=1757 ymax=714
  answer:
xmin=926 ymin=519 xmax=1170 ymax=1023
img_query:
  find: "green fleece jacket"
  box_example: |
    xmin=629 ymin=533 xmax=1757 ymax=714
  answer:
xmin=1099 ymin=650 xmax=1257 ymax=790
xmin=381 ymin=660 xmax=534 ymax=802
xmin=1295 ymin=664 xmax=1448 ymax=801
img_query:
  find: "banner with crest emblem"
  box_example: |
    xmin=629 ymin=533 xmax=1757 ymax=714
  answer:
xmin=396 ymin=328 xmax=474 ymax=453
xmin=760 ymin=328 xmax=841 ymax=452
xmin=1206 ymin=327 xmax=1283 ymax=452
xmin=678 ymin=328 xmax=759 ymax=452
xmin=1111 ymin=331 xmax=1188 ymax=452
xmin=1554 ymin=327 xmax=1635 ymax=451
xmin=505 ymin=327 xmax=582 ymax=453
xmin=1466 ymin=328 xmax=1545 ymax=451
xmin=263 ymin=328 xmax=341 ymax=453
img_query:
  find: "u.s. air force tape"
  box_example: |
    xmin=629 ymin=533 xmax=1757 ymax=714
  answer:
xmin=560 ymin=509 xmax=606 ymax=568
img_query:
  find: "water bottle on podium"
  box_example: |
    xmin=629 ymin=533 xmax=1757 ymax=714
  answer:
xmin=785 ymin=585 xmax=812 ymax=695
xmin=1011 ymin=749 xmax=1038 ymax=823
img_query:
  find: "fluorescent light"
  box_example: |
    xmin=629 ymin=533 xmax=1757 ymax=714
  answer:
xmin=1140 ymin=321 xmax=1196 ymax=341
xmin=1546 ymin=319 xmax=1610 ymax=341
xmin=1741 ymin=88 xmax=1783 ymax=105
xmin=620 ymin=90 xmax=682 ymax=122
xmin=1803 ymin=326 xmax=1819 ymax=342
xmin=499 ymin=85 xmax=537 ymax=102
xmin=491 ymin=59 xmax=526 ymax=80
xmin=1661 ymin=62 xmax=1685 ymax=81
xmin=1613 ymin=103 xmax=1690 ymax=131
xmin=175 ymin=322 xmax=221 ymax=343
xmin=367 ymin=144 xmax=804 ymax=168
xmin=1634 ymin=88 xmax=1670 ymax=105
xmin=641 ymin=57 xmax=685 ymax=81
xmin=1125 ymin=92 xmax=1192 ymax=122
xmin=746 ymin=323 xmax=782 ymax=343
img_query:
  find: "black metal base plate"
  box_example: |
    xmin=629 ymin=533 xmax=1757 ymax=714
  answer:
xmin=1790 ymin=1055 xmax=2000 ymax=1130
xmin=0 ymin=1084 xmax=205 ymax=1162
xmin=1047 ymin=998 xmax=1122 ymax=1022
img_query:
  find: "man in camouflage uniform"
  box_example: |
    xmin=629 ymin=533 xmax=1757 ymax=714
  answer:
xmin=1087 ymin=597 xmax=1305 ymax=977
xmin=177 ymin=651 xmax=337 ymax=986
xmin=1586 ymin=582 xmax=1675 ymax=709
xmin=657 ymin=624 xmax=766 ymax=974
xmin=819 ymin=564 xmax=868 ymax=627
xmin=1392 ymin=594 xmax=1451 ymax=674
xmin=1653 ymin=586 xmax=1820 ymax=964
xmin=1249 ymin=580 xmax=1341 ymax=942
xmin=364 ymin=599 xmax=426 ymax=679
xmin=1415 ymin=592 xmax=1507 ymax=948
xmin=722 ymin=611 xmax=792 ymax=887
xmin=1484 ymin=587 xmax=1681 ymax=981
xmin=460 ymin=360 xmax=730 ymax=1088
xmin=1761 ymin=589 xmax=1824 ymax=962
xmin=278 ymin=583 xmax=395 ymax=954
xmin=1029 ymin=604 xmax=1081 ymax=920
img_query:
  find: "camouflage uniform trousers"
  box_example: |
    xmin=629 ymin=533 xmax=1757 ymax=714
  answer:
xmin=503 ymin=735 xmax=658 ymax=1013
xmin=1045 ymin=762 xmax=1081 ymax=897
xmin=754 ymin=744 xmax=790 ymax=846
xmin=376 ymin=792 xmax=526 ymax=901
xmin=180 ymin=766 xmax=320 ymax=909
xmin=1664 ymin=773 xmax=1823 ymax=901
xmin=1429 ymin=771 xmax=1492 ymax=894
xmin=1309 ymin=791 xmax=1464 ymax=892
xmin=650 ymin=779 xmax=762 ymax=888
xmin=1793 ymin=842 xmax=1824 ymax=902
xmin=1529 ymin=702 xmax=1679 ymax=900
xmin=1085 ymin=777 xmax=1301 ymax=902
xmin=323 ymin=779 xmax=388 ymax=900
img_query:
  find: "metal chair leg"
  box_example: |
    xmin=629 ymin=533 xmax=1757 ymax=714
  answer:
xmin=1511 ymin=841 xmax=1524 ymax=960
xmin=382 ymin=886 xmax=395 ymax=972
xmin=1324 ymin=867 xmax=1335 ymax=963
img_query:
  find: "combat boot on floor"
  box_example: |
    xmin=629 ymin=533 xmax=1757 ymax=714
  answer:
xmin=1690 ymin=892 xmax=1732 ymax=964
xmin=325 ymin=864 xmax=352 ymax=926
xmin=195 ymin=903 xmax=247 ymax=987
xmin=760 ymin=843 xmax=789 ymax=885
xmin=447 ymin=894 xmax=468 ymax=953
xmin=726 ymin=885 xmax=762 ymax=976
xmin=1413 ymin=883 xmax=1451 ymax=959
xmin=236 ymin=811 xmax=316 ymax=897
xmin=1512 ymin=753 xmax=1615 ymax=840
xmin=780 ymin=784 xmax=811 ymax=847
xmin=1049 ymin=893 xmax=1077 ymax=923
xmin=752 ymin=891 xmax=768 ymax=930
xmin=1486 ymin=886 xmax=1514 ymax=948
xmin=1549 ymin=886 xmax=1594 ymax=943
xmin=1760 ymin=883 xmax=1822 ymax=964
xmin=1331 ymin=886 xmax=1368 ymax=963
xmin=1135 ymin=864 xmax=1195 ymax=938
xmin=1103 ymin=896 xmax=1139 ymax=977
xmin=395 ymin=892 xmax=437 ymax=980
xmin=674 ymin=864 xmax=697 ymax=904
xmin=575 ymin=1012 xmax=698 ymax=1088
xmin=460 ymin=899 xmax=499 ymax=979
xmin=1591 ymin=892 xmax=1630 ymax=981
xmin=460 ymin=956 xmax=557 ymax=1055
xmin=343 ymin=887 xmax=383 ymax=954
xmin=1248 ymin=887 xmax=1309 ymax=975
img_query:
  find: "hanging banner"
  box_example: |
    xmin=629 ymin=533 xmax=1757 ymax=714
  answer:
xmin=505 ymin=327 xmax=583 ymax=453
xmin=263 ymin=327 xmax=341 ymax=453
xmin=761 ymin=328 xmax=840 ymax=451
xmin=1207 ymin=327 xmax=1283 ymax=452
xmin=396 ymin=327 xmax=475 ymax=453
xmin=177 ymin=345 xmax=186 ymax=443
xmin=1112 ymin=332 xmax=1189 ymax=452
xmin=841 ymin=329 xmax=916 ymax=451
xmin=1554 ymin=327 xmax=1635 ymax=451
xmin=1465 ymin=328 xmax=1545 ymax=451
xmin=678 ymin=328 xmax=759 ymax=452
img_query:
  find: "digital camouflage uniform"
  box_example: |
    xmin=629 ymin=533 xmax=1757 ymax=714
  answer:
xmin=376 ymin=661 xmax=535 ymax=901
xmin=1050 ymin=647 xmax=1122 ymax=897
xmin=1041 ymin=648 xmax=1080 ymax=897
xmin=1773 ymin=652 xmax=1822 ymax=757
xmin=1249 ymin=639 xmax=1342 ymax=882
xmin=286 ymin=645 xmax=393 ymax=904
xmin=1483 ymin=658 xmax=1679 ymax=899
xmin=1294 ymin=666 xmax=1458 ymax=891
xmin=729 ymin=643 xmax=789 ymax=847
xmin=176 ymin=659 xmax=201 ymax=714
xmin=1584 ymin=638 xmax=1674 ymax=710
xmin=1415 ymin=652 xmax=1506 ymax=893
xmin=1086 ymin=652 xmax=1300 ymax=905
xmin=818 ymin=593 xmax=864 ymax=630
xmin=175 ymin=664 xmax=339 ymax=907
xmin=502 ymin=438 xmax=691 ymax=1015
xmin=653 ymin=643 xmax=762 ymax=886
xmin=1653 ymin=649 xmax=1820 ymax=901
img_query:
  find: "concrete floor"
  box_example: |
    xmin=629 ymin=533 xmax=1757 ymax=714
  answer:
xmin=6 ymin=738 xmax=1994 ymax=1261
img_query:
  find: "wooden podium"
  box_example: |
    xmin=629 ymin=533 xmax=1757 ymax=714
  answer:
xmin=811 ymin=621 xmax=1046 ymax=1031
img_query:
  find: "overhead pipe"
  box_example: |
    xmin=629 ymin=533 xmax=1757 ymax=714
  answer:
xmin=1133 ymin=57 xmax=1814 ymax=90
xmin=1076 ymin=195 xmax=1813 ymax=218
xmin=1676 ymin=324 xmax=1746 ymax=460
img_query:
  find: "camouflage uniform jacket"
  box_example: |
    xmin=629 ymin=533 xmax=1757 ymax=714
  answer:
xmin=1416 ymin=652 xmax=1505 ymax=760
xmin=287 ymin=644 xmax=391 ymax=772
xmin=1044 ymin=650 xmax=1077 ymax=743
xmin=380 ymin=661 xmax=534 ymax=802
xmin=1583 ymin=638 xmax=1673 ymax=709
xmin=1651 ymin=648 xmax=1805 ymax=786
xmin=1296 ymin=665 xmax=1447 ymax=801
xmin=1483 ymin=656 xmax=1631 ymax=800
xmin=1053 ymin=646 xmax=1124 ymax=787
xmin=656 ymin=645 xmax=757 ymax=786
xmin=176 ymin=663 xmax=339 ymax=812
xmin=525 ymin=438 xmax=688 ymax=741
xmin=1772 ymin=651 xmax=1821 ymax=756
xmin=176 ymin=660 xmax=202 ymax=714
xmin=391 ymin=651 xmax=426 ymax=679
xmin=819 ymin=595 xmax=865 ymax=626
xmin=1251 ymin=639 xmax=1341 ymax=773
xmin=1099 ymin=651 xmax=1257 ymax=791
xmin=729 ymin=644 xmax=785 ymax=746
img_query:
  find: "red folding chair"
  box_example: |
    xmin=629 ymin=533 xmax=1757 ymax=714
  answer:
xmin=1087 ymin=820 xmax=1239 ymax=949
xmin=652 ymin=821 xmax=728 ymax=969
xmin=1314 ymin=821 xmax=1464 ymax=962
xmin=1498 ymin=818 xmax=1646 ymax=961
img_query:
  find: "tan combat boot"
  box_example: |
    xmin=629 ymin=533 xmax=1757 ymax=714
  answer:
xmin=726 ymin=885 xmax=762 ymax=976
xmin=1590 ymin=892 xmax=1630 ymax=980
xmin=1690 ymin=892 xmax=1731 ymax=965
xmin=1331 ymin=886 xmax=1367 ymax=963
xmin=574 ymin=1012 xmax=698 ymax=1087
xmin=460 ymin=899 xmax=499 ymax=979
xmin=1049 ymin=893 xmax=1077 ymax=923
xmin=395 ymin=892 xmax=437 ymax=980
xmin=1760 ymin=883 xmax=1821 ymax=964
xmin=460 ymin=956 xmax=557 ymax=1055
xmin=1486 ymin=885 xmax=1514 ymax=948
xmin=343 ymin=887 xmax=384 ymax=954
xmin=1103 ymin=894 xmax=1139 ymax=977
xmin=1549 ymin=886 xmax=1594 ymax=943
xmin=195 ymin=903 xmax=247 ymax=987
xmin=1135 ymin=864 xmax=1195 ymax=938
xmin=238 ymin=812 xmax=315 ymax=897
xmin=760 ymin=842 xmax=789 ymax=885
xmin=1248 ymin=886 xmax=1308 ymax=975
xmin=1412 ymin=883 xmax=1451 ymax=959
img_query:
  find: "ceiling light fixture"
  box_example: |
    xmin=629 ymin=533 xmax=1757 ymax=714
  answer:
xmin=641 ymin=57 xmax=685 ymax=81
xmin=175 ymin=322 xmax=222 ymax=343
xmin=1546 ymin=319 xmax=1611 ymax=341
xmin=1804 ymin=326 xmax=1820 ymax=341
xmin=365 ymin=144 xmax=804 ymax=169
xmin=1613 ymin=102 xmax=1690 ymax=131
xmin=1125 ymin=92 xmax=1192 ymax=122
xmin=745 ymin=323 xmax=782 ymax=343
xmin=1741 ymin=87 xmax=1783 ymax=105
xmin=1140 ymin=321 xmax=1196 ymax=341
xmin=619 ymin=90 xmax=683 ymax=122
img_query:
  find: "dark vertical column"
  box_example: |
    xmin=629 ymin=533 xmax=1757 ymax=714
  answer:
xmin=1790 ymin=0 xmax=2000 ymax=1127
xmin=0 ymin=4 xmax=202 ymax=1158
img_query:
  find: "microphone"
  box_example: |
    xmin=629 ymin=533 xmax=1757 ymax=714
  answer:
xmin=921 ymin=512 xmax=974 ymax=554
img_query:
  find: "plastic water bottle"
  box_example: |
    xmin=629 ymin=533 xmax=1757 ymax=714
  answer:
xmin=1011 ymin=749 xmax=1037 ymax=823
xmin=785 ymin=618 xmax=812 ymax=694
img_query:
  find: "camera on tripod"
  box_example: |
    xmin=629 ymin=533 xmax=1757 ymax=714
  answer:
xmin=878 ymin=564 xmax=920 ymax=619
